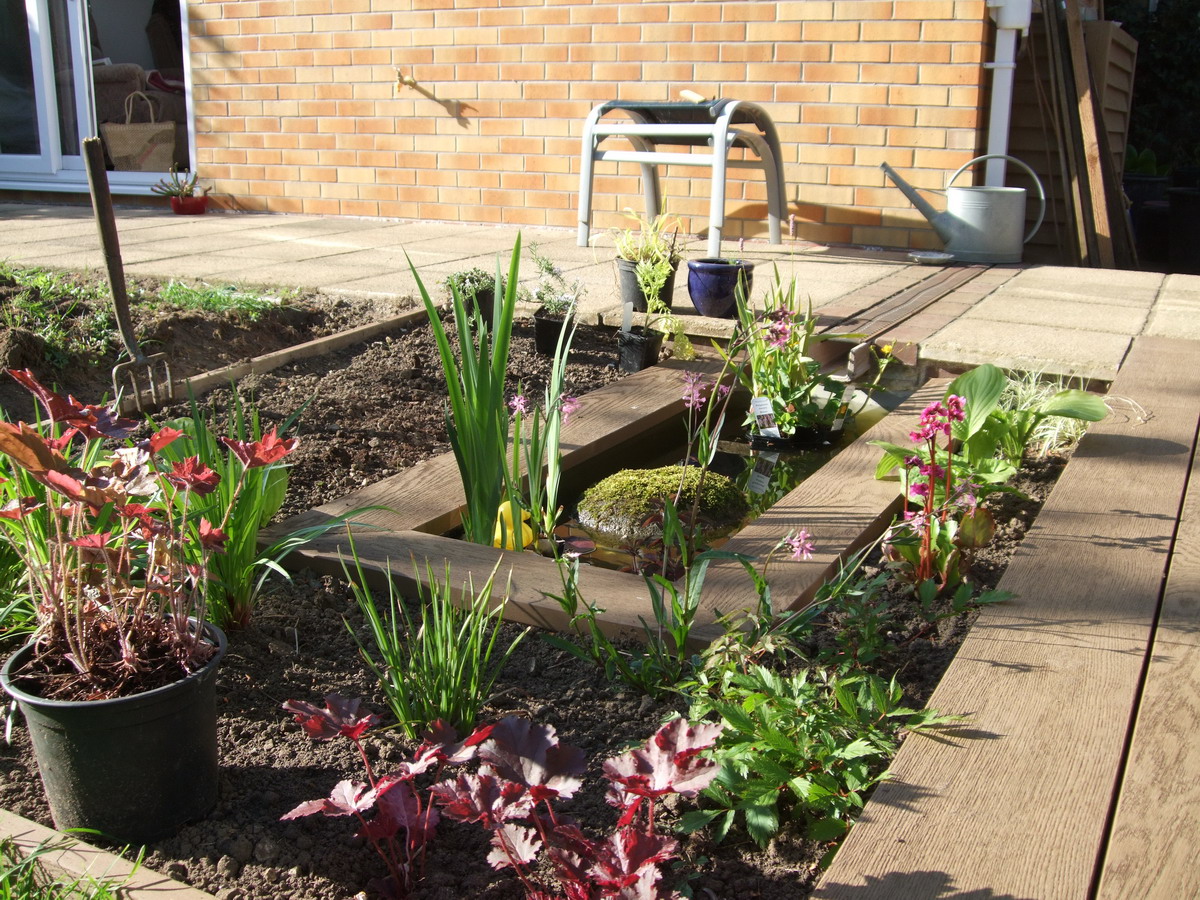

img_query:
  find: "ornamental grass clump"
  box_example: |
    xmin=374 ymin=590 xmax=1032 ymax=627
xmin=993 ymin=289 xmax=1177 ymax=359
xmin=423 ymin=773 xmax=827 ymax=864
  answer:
xmin=0 ymin=369 xmax=297 ymax=700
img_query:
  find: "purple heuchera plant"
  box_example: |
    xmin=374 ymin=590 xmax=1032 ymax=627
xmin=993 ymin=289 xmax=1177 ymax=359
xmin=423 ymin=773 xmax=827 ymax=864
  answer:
xmin=281 ymin=695 xmax=722 ymax=899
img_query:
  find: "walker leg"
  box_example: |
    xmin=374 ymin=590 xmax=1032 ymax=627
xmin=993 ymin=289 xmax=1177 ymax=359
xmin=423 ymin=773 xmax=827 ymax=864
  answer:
xmin=760 ymin=144 xmax=783 ymax=245
xmin=577 ymin=139 xmax=595 ymax=248
xmin=708 ymin=148 xmax=728 ymax=258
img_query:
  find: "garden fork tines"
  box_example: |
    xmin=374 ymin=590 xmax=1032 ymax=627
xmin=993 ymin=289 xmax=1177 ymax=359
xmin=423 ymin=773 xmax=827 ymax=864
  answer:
xmin=82 ymin=137 xmax=176 ymax=412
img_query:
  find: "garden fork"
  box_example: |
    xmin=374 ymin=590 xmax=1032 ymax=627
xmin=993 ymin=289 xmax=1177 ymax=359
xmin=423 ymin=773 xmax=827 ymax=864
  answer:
xmin=82 ymin=137 xmax=175 ymax=411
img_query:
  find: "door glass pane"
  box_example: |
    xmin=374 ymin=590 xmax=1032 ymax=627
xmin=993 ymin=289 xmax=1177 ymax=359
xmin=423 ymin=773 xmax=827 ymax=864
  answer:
xmin=0 ymin=0 xmax=42 ymax=155
xmin=48 ymin=0 xmax=80 ymax=156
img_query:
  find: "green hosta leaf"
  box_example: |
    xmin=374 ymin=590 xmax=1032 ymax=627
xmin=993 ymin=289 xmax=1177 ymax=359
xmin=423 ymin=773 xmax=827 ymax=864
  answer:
xmin=947 ymin=364 xmax=1007 ymax=441
xmin=808 ymin=816 xmax=849 ymax=841
xmin=1037 ymin=389 xmax=1108 ymax=421
xmin=871 ymin=440 xmax=914 ymax=480
xmin=743 ymin=802 xmax=780 ymax=848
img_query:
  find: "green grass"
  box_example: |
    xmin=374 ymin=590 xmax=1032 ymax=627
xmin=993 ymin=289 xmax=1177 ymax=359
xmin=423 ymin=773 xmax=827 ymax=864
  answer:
xmin=0 ymin=837 xmax=135 ymax=900
xmin=0 ymin=262 xmax=288 ymax=369
xmin=0 ymin=263 xmax=115 ymax=367
xmin=155 ymin=280 xmax=281 ymax=319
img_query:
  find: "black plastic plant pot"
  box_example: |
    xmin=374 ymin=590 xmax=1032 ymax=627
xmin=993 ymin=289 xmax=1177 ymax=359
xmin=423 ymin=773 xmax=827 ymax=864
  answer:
xmin=687 ymin=258 xmax=754 ymax=318
xmin=469 ymin=288 xmax=496 ymax=323
xmin=0 ymin=623 xmax=227 ymax=845
xmin=617 ymin=326 xmax=664 ymax=373
xmin=615 ymin=258 xmax=676 ymax=313
xmin=746 ymin=425 xmax=836 ymax=451
xmin=533 ymin=310 xmax=570 ymax=356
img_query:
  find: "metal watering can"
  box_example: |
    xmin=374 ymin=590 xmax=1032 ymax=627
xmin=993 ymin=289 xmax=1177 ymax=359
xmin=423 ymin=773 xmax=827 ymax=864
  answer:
xmin=880 ymin=154 xmax=1046 ymax=264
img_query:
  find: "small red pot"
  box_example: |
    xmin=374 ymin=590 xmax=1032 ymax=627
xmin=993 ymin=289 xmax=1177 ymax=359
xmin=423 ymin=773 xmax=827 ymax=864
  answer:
xmin=170 ymin=195 xmax=210 ymax=215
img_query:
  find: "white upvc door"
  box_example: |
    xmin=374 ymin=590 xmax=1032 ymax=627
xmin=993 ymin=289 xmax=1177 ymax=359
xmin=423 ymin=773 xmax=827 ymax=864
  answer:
xmin=0 ymin=0 xmax=94 ymax=184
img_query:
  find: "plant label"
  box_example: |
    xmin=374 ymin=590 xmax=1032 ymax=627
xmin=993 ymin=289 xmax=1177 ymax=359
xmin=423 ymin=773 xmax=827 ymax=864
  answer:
xmin=751 ymin=396 xmax=781 ymax=437
xmin=747 ymin=451 xmax=779 ymax=495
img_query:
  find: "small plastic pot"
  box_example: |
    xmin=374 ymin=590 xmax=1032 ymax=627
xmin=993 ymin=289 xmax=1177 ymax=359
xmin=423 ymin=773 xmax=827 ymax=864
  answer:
xmin=616 ymin=326 xmax=664 ymax=373
xmin=533 ymin=309 xmax=570 ymax=356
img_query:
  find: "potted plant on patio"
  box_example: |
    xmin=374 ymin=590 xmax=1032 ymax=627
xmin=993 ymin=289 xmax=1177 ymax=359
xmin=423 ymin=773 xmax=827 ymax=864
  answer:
xmin=0 ymin=369 xmax=297 ymax=844
xmin=687 ymin=256 xmax=755 ymax=318
xmin=444 ymin=266 xmax=505 ymax=324
xmin=612 ymin=209 xmax=683 ymax=313
xmin=525 ymin=245 xmax=584 ymax=356
xmin=151 ymin=165 xmax=212 ymax=215
xmin=721 ymin=268 xmax=850 ymax=448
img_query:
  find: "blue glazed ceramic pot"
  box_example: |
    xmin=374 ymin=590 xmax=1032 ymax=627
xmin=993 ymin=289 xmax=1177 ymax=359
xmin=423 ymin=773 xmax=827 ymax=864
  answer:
xmin=686 ymin=258 xmax=754 ymax=318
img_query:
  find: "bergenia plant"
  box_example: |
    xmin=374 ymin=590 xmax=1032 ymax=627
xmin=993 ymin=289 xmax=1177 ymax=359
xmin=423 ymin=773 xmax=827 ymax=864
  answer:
xmin=880 ymin=395 xmax=994 ymax=591
xmin=0 ymin=369 xmax=297 ymax=700
xmin=282 ymin=697 xmax=722 ymax=899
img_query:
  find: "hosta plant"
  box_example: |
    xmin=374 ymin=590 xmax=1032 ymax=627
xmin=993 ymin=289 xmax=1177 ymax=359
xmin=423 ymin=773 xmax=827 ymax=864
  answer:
xmin=0 ymin=369 xmax=297 ymax=700
xmin=282 ymin=695 xmax=722 ymax=899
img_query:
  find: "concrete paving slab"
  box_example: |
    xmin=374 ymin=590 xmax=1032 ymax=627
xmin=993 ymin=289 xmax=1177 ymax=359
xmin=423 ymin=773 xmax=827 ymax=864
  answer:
xmin=1144 ymin=305 xmax=1200 ymax=339
xmin=959 ymin=294 xmax=1150 ymax=334
xmin=921 ymin=319 xmax=1131 ymax=380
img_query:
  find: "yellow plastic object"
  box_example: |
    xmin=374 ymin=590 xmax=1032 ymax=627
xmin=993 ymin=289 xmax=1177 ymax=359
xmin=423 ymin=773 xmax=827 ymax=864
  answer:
xmin=493 ymin=501 xmax=534 ymax=550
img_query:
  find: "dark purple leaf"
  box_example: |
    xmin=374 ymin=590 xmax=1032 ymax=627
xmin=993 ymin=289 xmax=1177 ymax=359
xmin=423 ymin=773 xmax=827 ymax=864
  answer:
xmin=480 ymin=717 xmax=585 ymax=802
xmin=282 ymin=694 xmax=378 ymax=741
xmin=604 ymin=718 xmax=722 ymax=806
xmin=430 ymin=772 xmax=533 ymax=828
xmin=589 ymin=828 xmax=677 ymax=896
xmin=419 ymin=719 xmax=493 ymax=765
xmin=486 ymin=823 xmax=542 ymax=870
xmin=280 ymin=779 xmax=373 ymax=820
xmin=360 ymin=778 xmax=440 ymax=849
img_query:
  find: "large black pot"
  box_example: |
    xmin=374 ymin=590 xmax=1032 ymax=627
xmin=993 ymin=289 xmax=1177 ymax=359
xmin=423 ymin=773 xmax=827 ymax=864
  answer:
xmin=1168 ymin=187 xmax=1200 ymax=275
xmin=616 ymin=326 xmax=664 ymax=373
xmin=533 ymin=309 xmax=570 ymax=356
xmin=615 ymin=258 xmax=676 ymax=313
xmin=687 ymin=258 xmax=754 ymax=318
xmin=1 ymin=624 xmax=227 ymax=845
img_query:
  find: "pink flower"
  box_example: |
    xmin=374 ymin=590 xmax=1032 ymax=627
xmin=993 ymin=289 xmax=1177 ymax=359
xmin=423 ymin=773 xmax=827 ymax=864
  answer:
xmin=767 ymin=319 xmax=791 ymax=348
xmin=509 ymin=394 xmax=531 ymax=416
xmin=682 ymin=372 xmax=710 ymax=410
xmin=559 ymin=396 xmax=580 ymax=424
xmin=784 ymin=528 xmax=815 ymax=561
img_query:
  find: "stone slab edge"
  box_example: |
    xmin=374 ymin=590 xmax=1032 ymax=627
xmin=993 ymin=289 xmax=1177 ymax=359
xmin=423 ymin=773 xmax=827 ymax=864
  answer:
xmin=0 ymin=809 xmax=217 ymax=899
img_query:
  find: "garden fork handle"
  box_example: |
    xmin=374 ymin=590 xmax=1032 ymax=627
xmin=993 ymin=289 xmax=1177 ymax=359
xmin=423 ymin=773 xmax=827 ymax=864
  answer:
xmin=82 ymin=137 xmax=143 ymax=363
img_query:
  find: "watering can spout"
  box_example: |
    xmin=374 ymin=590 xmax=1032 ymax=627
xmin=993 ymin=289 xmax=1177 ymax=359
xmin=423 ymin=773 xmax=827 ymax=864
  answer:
xmin=879 ymin=162 xmax=956 ymax=244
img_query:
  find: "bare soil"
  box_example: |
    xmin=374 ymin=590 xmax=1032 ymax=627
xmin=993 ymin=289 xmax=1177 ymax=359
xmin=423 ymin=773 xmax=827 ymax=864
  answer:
xmin=0 ymin=268 xmax=1066 ymax=899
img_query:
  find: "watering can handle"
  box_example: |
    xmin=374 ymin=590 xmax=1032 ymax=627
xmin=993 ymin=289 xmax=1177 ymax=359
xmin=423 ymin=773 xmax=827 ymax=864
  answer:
xmin=947 ymin=154 xmax=1046 ymax=244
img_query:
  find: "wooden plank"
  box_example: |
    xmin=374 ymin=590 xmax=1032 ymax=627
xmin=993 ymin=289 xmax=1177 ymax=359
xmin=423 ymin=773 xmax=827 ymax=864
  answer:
xmin=695 ymin=380 xmax=948 ymax=631
xmin=1094 ymin=420 xmax=1200 ymax=898
xmin=1065 ymin=0 xmax=1116 ymax=268
xmin=0 ymin=810 xmax=217 ymax=900
xmin=118 ymin=308 xmax=427 ymax=414
xmin=264 ymin=355 xmax=725 ymax=540
xmin=814 ymin=336 xmax=1200 ymax=900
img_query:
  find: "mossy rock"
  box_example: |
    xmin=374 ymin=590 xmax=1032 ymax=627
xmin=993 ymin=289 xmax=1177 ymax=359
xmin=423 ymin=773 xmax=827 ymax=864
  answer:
xmin=577 ymin=465 xmax=749 ymax=545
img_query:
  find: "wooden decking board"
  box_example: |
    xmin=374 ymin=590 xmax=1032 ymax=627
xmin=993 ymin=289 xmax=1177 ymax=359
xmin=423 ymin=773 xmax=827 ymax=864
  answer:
xmin=695 ymin=380 xmax=947 ymax=624
xmin=263 ymin=355 xmax=725 ymax=541
xmin=271 ymin=377 xmax=951 ymax=646
xmin=1094 ymin=409 xmax=1200 ymax=899
xmin=814 ymin=336 xmax=1200 ymax=900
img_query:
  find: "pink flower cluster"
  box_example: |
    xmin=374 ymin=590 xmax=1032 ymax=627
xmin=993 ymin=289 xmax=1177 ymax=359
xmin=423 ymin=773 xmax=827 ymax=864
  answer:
xmin=681 ymin=372 xmax=728 ymax=410
xmin=909 ymin=394 xmax=966 ymax=443
xmin=784 ymin=528 xmax=816 ymax=561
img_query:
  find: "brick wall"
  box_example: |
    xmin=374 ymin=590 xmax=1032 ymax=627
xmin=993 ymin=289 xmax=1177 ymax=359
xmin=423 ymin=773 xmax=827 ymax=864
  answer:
xmin=189 ymin=0 xmax=991 ymax=251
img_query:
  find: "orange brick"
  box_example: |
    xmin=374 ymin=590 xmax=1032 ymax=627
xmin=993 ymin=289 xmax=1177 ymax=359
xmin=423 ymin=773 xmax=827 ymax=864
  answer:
xmin=694 ymin=23 xmax=745 ymax=42
xmin=803 ymin=62 xmax=862 ymax=82
xmin=830 ymin=84 xmax=890 ymax=105
xmin=832 ymin=42 xmax=892 ymax=63
xmin=777 ymin=1 xmax=834 ymax=20
xmin=802 ymin=104 xmax=858 ymax=125
xmin=895 ymin=1 xmax=956 ymax=18
xmin=777 ymin=43 xmax=832 ymax=62
xmin=802 ymin=20 xmax=860 ymax=41
xmin=858 ymin=105 xmax=917 ymax=126
xmin=619 ymin=3 xmax=669 ymax=23
xmin=889 ymin=84 xmax=950 ymax=106
xmin=861 ymin=20 xmax=922 ymax=41
xmin=919 ymin=64 xmax=982 ymax=86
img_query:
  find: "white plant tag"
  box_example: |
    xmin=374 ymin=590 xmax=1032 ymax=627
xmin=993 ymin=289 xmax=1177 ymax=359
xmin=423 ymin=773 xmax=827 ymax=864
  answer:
xmin=747 ymin=451 xmax=779 ymax=495
xmin=751 ymin=396 xmax=781 ymax=438
xmin=829 ymin=384 xmax=856 ymax=435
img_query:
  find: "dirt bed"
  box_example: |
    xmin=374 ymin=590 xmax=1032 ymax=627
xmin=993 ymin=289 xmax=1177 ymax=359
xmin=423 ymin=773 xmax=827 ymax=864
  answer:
xmin=0 ymin=268 xmax=1067 ymax=899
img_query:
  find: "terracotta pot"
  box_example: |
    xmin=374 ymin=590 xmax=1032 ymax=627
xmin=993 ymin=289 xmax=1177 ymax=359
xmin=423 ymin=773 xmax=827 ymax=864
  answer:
xmin=170 ymin=195 xmax=209 ymax=215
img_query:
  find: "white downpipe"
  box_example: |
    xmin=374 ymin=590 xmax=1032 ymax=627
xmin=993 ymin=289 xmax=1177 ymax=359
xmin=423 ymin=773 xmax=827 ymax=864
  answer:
xmin=983 ymin=0 xmax=1033 ymax=185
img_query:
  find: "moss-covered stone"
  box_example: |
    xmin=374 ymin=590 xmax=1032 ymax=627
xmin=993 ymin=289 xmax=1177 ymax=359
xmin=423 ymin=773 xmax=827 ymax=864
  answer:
xmin=577 ymin=465 xmax=749 ymax=544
